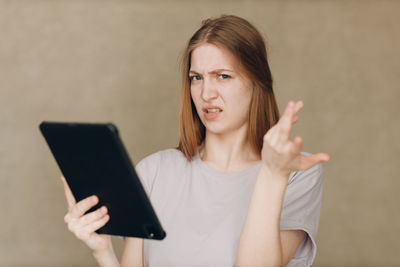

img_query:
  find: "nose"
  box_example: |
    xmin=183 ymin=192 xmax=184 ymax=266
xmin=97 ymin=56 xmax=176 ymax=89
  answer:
xmin=201 ymin=77 xmax=218 ymax=102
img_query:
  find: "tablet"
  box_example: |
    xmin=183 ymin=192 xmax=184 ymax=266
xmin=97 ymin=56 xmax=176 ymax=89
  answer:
xmin=39 ymin=122 xmax=166 ymax=240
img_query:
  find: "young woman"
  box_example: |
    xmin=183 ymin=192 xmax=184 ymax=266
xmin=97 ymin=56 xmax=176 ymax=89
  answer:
xmin=62 ymin=15 xmax=330 ymax=267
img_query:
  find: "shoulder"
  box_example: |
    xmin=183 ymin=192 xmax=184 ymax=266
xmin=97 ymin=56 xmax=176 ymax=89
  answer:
xmin=137 ymin=148 xmax=186 ymax=167
xmin=135 ymin=148 xmax=188 ymax=176
xmin=135 ymin=148 xmax=187 ymax=195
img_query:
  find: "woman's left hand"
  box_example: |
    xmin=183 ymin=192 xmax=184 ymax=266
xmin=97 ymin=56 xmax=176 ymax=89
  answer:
xmin=261 ymin=101 xmax=330 ymax=177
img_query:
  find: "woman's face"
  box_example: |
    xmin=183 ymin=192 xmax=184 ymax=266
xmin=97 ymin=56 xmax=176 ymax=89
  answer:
xmin=190 ymin=43 xmax=253 ymax=136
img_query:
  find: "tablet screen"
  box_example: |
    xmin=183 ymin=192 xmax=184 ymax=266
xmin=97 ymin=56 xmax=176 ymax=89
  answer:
xmin=40 ymin=122 xmax=166 ymax=240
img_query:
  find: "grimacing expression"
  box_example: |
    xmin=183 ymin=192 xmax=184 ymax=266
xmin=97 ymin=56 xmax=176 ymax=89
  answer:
xmin=189 ymin=43 xmax=253 ymax=136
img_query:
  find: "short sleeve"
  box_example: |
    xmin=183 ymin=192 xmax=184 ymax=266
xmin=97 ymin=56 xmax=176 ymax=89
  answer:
xmin=280 ymin=160 xmax=324 ymax=267
xmin=135 ymin=152 xmax=161 ymax=197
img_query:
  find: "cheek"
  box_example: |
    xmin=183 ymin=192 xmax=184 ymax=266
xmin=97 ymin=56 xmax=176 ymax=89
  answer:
xmin=224 ymin=83 xmax=252 ymax=109
xmin=236 ymin=93 xmax=252 ymax=116
xmin=190 ymin=87 xmax=195 ymax=100
xmin=239 ymin=81 xmax=253 ymax=109
xmin=190 ymin=88 xmax=201 ymax=108
xmin=243 ymin=89 xmax=253 ymax=110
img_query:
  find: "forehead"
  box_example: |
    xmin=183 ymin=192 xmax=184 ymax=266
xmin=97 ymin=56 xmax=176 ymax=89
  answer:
xmin=190 ymin=43 xmax=240 ymax=71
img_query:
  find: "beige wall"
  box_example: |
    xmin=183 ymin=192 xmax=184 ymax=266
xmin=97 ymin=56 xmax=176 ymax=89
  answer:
xmin=1 ymin=0 xmax=399 ymax=266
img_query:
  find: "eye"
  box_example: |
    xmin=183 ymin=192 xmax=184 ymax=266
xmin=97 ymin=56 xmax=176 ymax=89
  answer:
xmin=190 ymin=75 xmax=202 ymax=81
xmin=218 ymin=74 xmax=231 ymax=80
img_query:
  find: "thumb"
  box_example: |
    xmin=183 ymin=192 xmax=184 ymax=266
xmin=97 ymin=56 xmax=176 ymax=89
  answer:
xmin=61 ymin=176 xmax=76 ymax=210
xmin=299 ymin=153 xmax=330 ymax=170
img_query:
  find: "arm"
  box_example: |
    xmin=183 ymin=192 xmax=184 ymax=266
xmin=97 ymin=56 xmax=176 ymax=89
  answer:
xmin=92 ymin=246 xmax=120 ymax=267
xmin=120 ymin=237 xmax=144 ymax=267
xmin=236 ymin=101 xmax=329 ymax=266
xmin=61 ymin=176 xmax=120 ymax=267
xmin=235 ymin=166 xmax=305 ymax=267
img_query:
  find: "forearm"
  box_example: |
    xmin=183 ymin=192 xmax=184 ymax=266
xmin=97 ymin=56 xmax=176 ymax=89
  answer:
xmin=92 ymin=245 xmax=120 ymax=267
xmin=236 ymin=165 xmax=288 ymax=267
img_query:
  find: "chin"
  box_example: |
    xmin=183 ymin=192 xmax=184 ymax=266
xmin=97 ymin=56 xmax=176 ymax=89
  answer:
xmin=201 ymin=122 xmax=225 ymax=135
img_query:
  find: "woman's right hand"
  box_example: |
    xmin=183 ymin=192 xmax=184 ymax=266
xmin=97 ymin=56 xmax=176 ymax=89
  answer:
xmin=61 ymin=176 xmax=112 ymax=253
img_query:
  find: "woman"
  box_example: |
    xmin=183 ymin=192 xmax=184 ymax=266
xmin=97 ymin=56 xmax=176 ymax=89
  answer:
xmin=62 ymin=15 xmax=330 ymax=266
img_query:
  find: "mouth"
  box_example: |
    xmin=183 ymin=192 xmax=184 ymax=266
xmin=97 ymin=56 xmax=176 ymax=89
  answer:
xmin=205 ymin=108 xmax=222 ymax=114
xmin=202 ymin=107 xmax=223 ymax=120
xmin=202 ymin=107 xmax=223 ymax=114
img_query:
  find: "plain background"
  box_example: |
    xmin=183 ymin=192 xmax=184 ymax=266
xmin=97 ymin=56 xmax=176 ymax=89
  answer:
xmin=1 ymin=0 xmax=399 ymax=266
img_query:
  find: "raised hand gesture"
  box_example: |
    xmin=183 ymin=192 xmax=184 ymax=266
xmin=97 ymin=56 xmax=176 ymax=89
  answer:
xmin=261 ymin=101 xmax=330 ymax=177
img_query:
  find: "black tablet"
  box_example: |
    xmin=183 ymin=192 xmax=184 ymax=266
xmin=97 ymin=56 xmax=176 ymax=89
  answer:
xmin=39 ymin=122 xmax=166 ymax=240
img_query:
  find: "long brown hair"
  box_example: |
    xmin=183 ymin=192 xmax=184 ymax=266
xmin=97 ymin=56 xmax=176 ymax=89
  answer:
xmin=178 ymin=15 xmax=280 ymax=161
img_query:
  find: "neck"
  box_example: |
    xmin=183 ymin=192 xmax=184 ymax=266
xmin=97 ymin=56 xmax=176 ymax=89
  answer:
xmin=199 ymin=126 xmax=260 ymax=172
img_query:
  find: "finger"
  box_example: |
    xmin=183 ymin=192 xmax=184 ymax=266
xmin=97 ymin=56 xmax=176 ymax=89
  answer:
xmin=70 ymin=195 xmax=99 ymax=218
xmin=61 ymin=176 xmax=76 ymax=210
xmin=79 ymin=206 xmax=108 ymax=226
xmin=294 ymin=100 xmax=304 ymax=113
xmin=265 ymin=124 xmax=278 ymax=146
xmin=85 ymin=214 xmax=110 ymax=234
xmin=278 ymin=100 xmax=304 ymax=144
xmin=269 ymin=100 xmax=302 ymax=146
xmin=315 ymin=152 xmax=331 ymax=162
xmin=285 ymin=100 xmax=303 ymax=117
xmin=277 ymin=101 xmax=296 ymax=143
xmin=290 ymin=101 xmax=303 ymax=125
xmin=299 ymin=153 xmax=330 ymax=170
xmin=292 ymin=116 xmax=299 ymax=124
xmin=292 ymin=136 xmax=303 ymax=154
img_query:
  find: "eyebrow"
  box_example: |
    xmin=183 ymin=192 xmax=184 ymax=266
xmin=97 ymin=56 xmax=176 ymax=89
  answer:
xmin=189 ymin=68 xmax=235 ymax=75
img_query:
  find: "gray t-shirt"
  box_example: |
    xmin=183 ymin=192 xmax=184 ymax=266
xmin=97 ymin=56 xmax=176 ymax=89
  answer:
xmin=135 ymin=148 xmax=323 ymax=267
